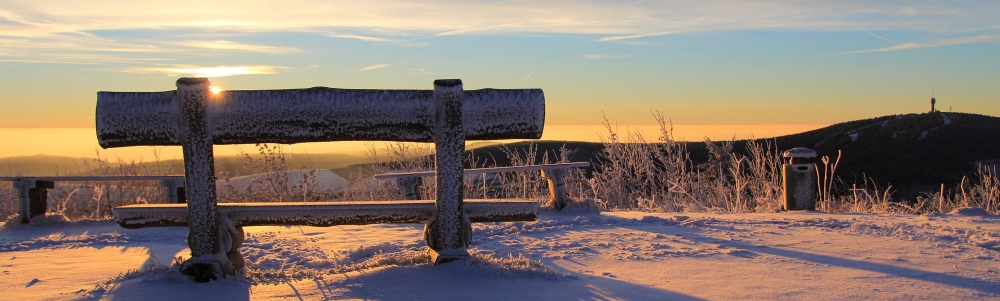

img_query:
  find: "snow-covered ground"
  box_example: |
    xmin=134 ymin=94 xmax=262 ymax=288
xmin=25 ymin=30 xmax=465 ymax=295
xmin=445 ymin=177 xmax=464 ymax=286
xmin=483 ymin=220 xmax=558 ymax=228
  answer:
xmin=3 ymin=209 xmax=1000 ymax=300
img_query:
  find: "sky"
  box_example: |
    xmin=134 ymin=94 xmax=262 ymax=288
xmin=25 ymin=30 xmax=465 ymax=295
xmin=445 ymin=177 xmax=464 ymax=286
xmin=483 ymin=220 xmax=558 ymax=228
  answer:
xmin=1 ymin=0 xmax=999 ymax=158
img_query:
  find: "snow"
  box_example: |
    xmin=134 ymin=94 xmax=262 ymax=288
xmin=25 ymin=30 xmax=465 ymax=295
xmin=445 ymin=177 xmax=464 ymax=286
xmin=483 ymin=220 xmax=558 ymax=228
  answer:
xmin=3 ymin=210 xmax=1000 ymax=300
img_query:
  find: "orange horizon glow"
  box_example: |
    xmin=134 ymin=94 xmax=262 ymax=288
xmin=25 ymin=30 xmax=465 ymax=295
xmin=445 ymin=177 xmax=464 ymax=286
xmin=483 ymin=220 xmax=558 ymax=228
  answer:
xmin=0 ymin=124 xmax=827 ymax=161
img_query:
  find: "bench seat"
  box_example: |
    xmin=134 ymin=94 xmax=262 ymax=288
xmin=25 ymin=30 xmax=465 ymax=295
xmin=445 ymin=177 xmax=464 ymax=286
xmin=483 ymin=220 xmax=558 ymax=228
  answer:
xmin=114 ymin=199 xmax=539 ymax=229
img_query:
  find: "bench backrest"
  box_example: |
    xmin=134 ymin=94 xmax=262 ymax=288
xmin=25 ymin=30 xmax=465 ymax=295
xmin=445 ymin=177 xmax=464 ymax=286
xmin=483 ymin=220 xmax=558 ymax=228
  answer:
xmin=97 ymin=81 xmax=544 ymax=147
xmin=96 ymin=78 xmax=544 ymax=256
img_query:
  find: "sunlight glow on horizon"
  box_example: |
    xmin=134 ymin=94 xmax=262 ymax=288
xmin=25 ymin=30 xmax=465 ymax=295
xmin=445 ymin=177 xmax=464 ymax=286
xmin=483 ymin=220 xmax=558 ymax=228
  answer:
xmin=0 ymin=124 xmax=827 ymax=161
xmin=121 ymin=65 xmax=292 ymax=78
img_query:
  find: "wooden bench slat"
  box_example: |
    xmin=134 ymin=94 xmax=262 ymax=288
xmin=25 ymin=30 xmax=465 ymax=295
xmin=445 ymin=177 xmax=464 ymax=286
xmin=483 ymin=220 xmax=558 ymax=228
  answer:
xmin=97 ymin=88 xmax=544 ymax=148
xmin=114 ymin=199 xmax=539 ymax=228
xmin=373 ymin=162 xmax=590 ymax=179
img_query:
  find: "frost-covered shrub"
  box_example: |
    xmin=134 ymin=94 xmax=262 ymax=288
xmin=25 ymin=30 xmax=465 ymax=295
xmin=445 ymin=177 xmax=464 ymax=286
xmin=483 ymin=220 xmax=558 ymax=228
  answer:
xmin=359 ymin=141 xmax=562 ymax=203
xmin=340 ymin=142 xmax=433 ymax=201
xmin=590 ymin=111 xmax=783 ymax=213
xmin=484 ymin=143 xmax=555 ymax=201
xmin=216 ymin=144 xmax=331 ymax=203
xmin=0 ymin=181 xmax=14 ymax=221
xmin=589 ymin=112 xmax=1000 ymax=215
xmin=0 ymin=150 xmax=176 ymax=222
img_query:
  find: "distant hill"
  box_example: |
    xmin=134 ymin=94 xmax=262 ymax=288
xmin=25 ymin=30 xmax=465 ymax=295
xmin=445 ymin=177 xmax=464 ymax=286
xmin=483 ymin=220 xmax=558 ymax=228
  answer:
xmin=0 ymin=153 xmax=369 ymax=177
xmin=0 ymin=155 xmax=95 ymax=176
xmin=749 ymin=112 xmax=1000 ymax=198
xmin=466 ymin=112 xmax=1000 ymax=200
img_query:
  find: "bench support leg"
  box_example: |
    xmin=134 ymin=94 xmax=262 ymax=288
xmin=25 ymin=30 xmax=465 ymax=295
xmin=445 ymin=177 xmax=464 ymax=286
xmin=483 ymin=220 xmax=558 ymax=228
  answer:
xmin=425 ymin=79 xmax=472 ymax=264
xmin=226 ymin=224 xmax=246 ymax=272
xmin=181 ymin=218 xmax=244 ymax=282
xmin=397 ymin=177 xmax=423 ymax=200
xmin=16 ymin=180 xmax=30 ymax=224
xmin=16 ymin=180 xmax=54 ymax=224
xmin=542 ymin=169 xmax=568 ymax=210
xmin=175 ymin=78 xmax=230 ymax=281
xmin=28 ymin=182 xmax=53 ymax=219
xmin=162 ymin=179 xmax=186 ymax=204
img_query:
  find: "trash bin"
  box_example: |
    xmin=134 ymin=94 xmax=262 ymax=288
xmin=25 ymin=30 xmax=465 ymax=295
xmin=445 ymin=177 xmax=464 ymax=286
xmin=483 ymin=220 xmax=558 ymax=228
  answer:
xmin=782 ymin=147 xmax=817 ymax=211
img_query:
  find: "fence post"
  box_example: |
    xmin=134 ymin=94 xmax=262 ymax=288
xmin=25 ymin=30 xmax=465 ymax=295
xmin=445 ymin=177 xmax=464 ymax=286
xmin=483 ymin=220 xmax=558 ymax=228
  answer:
xmin=541 ymin=168 xmax=568 ymax=210
xmin=425 ymin=79 xmax=471 ymax=263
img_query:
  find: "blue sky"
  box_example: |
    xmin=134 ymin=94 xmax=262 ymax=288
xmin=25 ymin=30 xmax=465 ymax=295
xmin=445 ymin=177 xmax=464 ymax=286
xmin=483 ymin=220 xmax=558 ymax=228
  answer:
xmin=1 ymin=0 xmax=998 ymax=130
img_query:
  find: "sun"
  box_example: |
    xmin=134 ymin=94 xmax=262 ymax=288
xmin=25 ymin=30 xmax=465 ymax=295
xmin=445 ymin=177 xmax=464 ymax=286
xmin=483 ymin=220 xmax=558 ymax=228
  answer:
xmin=210 ymin=86 xmax=221 ymax=94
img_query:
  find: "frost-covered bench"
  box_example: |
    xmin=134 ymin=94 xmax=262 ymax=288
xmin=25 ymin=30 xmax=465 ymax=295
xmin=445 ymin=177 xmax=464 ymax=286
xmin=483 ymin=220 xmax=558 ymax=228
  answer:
xmin=0 ymin=176 xmax=184 ymax=224
xmin=97 ymin=78 xmax=544 ymax=282
xmin=375 ymin=161 xmax=589 ymax=210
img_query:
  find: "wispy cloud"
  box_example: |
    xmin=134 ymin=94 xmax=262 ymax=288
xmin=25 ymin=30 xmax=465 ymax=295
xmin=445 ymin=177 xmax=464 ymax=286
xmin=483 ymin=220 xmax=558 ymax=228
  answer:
xmin=326 ymin=32 xmax=432 ymax=47
xmin=2 ymin=1 xmax=999 ymax=66
xmin=4 ymin=1 xmax=997 ymax=39
xmin=581 ymin=53 xmax=631 ymax=59
xmin=403 ymin=68 xmax=434 ymax=74
xmin=845 ymin=35 xmax=998 ymax=53
xmin=122 ymin=65 xmax=293 ymax=77
xmin=173 ymin=40 xmax=300 ymax=54
xmin=327 ymin=33 xmax=392 ymax=42
xmin=597 ymin=31 xmax=683 ymax=42
xmin=0 ymin=59 xmax=101 ymax=65
xmin=0 ymin=35 xmax=298 ymax=65
xmin=0 ymin=36 xmax=172 ymax=64
xmin=433 ymin=23 xmax=517 ymax=37
xmin=858 ymin=28 xmax=896 ymax=44
xmin=358 ymin=63 xmax=391 ymax=71
xmin=0 ymin=57 xmax=171 ymax=64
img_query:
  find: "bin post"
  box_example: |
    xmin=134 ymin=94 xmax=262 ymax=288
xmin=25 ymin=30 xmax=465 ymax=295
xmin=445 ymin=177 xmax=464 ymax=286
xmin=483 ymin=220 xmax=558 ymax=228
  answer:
xmin=782 ymin=147 xmax=817 ymax=211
